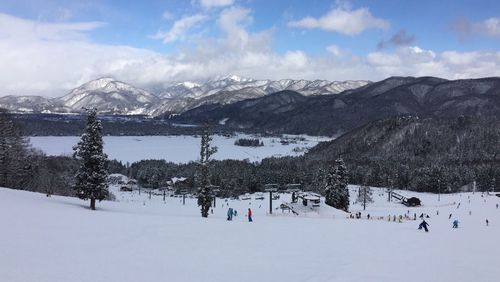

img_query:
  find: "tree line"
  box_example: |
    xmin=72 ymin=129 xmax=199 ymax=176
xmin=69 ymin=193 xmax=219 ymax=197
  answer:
xmin=2 ymin=109 xmax=499 ymax=213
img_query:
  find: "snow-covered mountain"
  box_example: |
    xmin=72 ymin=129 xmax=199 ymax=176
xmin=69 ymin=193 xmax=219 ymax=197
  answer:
xmin=0 ymin=76 xmax=370 ymax=115
xmin=0 ymin=95 xmax=68 ymax=113
xmin=147 ymin=75 xmax=370 ymax=115
xmin=156 ymin=75 xmax=368 ymax=99
xmin=57 ymin=78 xmax=160 ymax=115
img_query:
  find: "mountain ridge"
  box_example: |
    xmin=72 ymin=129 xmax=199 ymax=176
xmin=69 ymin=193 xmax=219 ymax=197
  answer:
xmin=0 ymin=76 xmax=370 ymax=115
xmin=174 ymin=76 xmax=500 ymax=136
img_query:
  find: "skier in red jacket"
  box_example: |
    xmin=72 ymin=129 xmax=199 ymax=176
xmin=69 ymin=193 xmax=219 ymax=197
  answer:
xmin=248 ymin=208 xmax=253 ymax=222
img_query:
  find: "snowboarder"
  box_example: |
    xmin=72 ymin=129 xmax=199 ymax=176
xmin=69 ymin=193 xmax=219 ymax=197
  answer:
xmin=247 ymin=208 xmax=253 ymax=222
xmin=227 ymin=208 xmax=233 ymax=221
xmin=452 ymin=220 xmax=459 ymax=228
xmin=418 ymin=220 xmax=429 ymax=232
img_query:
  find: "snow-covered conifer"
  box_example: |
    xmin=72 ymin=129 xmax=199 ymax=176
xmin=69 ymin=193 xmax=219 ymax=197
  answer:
xmin=197 ymin=125 xmax=218 ymax=217
xmin=73 ymin=108 xmax=109 ymax=210
xmin=324 ymin=158 xmax=350 ymax=212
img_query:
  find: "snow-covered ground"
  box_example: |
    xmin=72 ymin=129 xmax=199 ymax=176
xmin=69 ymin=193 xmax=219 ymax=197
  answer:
xmin=1 ymin=185 xmax=499 ymax=282
xmin=29 ymin=135 xmax=330 ymax=163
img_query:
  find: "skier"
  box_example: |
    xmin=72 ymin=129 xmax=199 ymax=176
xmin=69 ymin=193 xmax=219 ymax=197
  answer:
xmin=452 ymin=219 xmax=459 ymax=228
xmin=457 ymin=202 xmax=461 ymax=209
xmin=418 ymin=220 xmax=430 ymax=232
xmin=486 ymin=219 xmax=489 ymax=226
xmin=449 ymin=213 xmax=452 ymax=219
xmin=233 ymin=210 xmax=238 ymax=217
xmin=496 ymin=203 xmax=499 ymax=209
xmin=227 ymin=207 xmax=233 ymax=221
xmin=247 ymin=208 xmax=253 ymax=222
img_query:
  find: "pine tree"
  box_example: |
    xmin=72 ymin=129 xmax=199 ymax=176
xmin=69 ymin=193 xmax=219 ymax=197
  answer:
xmin=197 ymin=125 xmax=218 ymax=217
xmin=324 ymin=158 xmax=350 ymax=212
xmin=356 ymin=184 xmax=373 ymax=210
xmin=73 ymin=108 xmax=109 ymax=210
xmin=0 ymin=109 xmax=30 ymax=189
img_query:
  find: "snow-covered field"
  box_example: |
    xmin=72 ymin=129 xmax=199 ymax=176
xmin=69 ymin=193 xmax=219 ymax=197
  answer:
xmin=29 ymin=135 xmax=330 ymax=163
xmin=1 ymin=185 xmax=499 ymax=282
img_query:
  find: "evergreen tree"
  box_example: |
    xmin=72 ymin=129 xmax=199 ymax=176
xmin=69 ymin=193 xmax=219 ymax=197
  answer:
xmin=356 ymin=184 xmax=373 ymax=210
xmin=73 ymin=108 xmax=109 ymax=210
xmin=197 ymin=125 xmax=218 ymax=217
xmin=324 ymin=158 xmax=350 ymax=212
xmin=0 ymin=109 xmax=30 ymax=189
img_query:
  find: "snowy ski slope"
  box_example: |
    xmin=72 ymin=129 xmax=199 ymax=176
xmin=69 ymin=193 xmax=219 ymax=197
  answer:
xmin=1 ymin=186 xmax=499 ymax=282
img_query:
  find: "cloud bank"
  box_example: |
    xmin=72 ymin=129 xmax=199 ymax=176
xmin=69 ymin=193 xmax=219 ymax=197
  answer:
xmin=1 ymin=10 xmax=500 ymax=97
xmin=288 ymin=6 xmax=389 ymax=35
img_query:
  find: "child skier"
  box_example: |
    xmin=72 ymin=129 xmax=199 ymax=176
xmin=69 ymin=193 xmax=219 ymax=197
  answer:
xmin=452 ymin=219 xmax=459 ymax=228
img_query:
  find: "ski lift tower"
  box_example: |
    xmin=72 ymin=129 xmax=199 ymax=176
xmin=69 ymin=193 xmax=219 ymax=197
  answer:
xmin=264 ymin=184 xmax=279 ymax=214
xmin=209 ymin=185 xmax=220 ymax=207
xmin=180 ymin=189 xmax=188 ymax=205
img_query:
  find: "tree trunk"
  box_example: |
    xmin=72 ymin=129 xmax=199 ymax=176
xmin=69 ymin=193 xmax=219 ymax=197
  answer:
xmin=90 ymin=197 xmax=96 ymax=210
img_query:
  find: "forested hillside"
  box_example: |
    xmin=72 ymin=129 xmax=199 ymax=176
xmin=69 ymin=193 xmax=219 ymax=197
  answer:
xmin=175 ymin=76 xmax=500 ymax=136
xmin=306 ymin=116 xmax=500 ymax=192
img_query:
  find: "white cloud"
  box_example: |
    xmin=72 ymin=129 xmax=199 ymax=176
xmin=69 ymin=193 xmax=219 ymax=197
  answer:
xmin=1 ymin=13 xmax=500 ymax=97
xmin=366 ymin=46 xmax=500 ymax=79
xmin=151 ymin=14 xmax=207 ymax=43
xmin=482 ymin=18 xmax=500 ymax=37
xmin=453 ymin=17 xmax=500 ymax=38
xmin=200 ymin=0 xmax=235 ymax=8
xmin=288 ymin=6 xmax=389 ymax=35
xmin=326 ymin=44 xmax=341 ymax=56
xmin=0 ymin=13 xmax=105 ymax=41
xmin=161 ymin=11 xmax=174 ymax=20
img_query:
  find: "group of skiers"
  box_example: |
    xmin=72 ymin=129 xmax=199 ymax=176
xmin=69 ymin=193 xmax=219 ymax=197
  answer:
xmin=418 ymin=214 xmax=493 ymax=232
xmin=227 ymin=207 xmax=252 ymax=222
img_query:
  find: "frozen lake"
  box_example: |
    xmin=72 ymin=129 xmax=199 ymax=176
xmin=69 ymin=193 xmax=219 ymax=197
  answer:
xmin=29 ymin=135 xmax=331 ymax=163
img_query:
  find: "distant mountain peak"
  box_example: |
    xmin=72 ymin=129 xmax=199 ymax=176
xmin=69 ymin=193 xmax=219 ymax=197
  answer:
xmin=211 ymin=74 xmax=253 ymax=83
xmin=176 ymin=81 xmax=200 ymax=89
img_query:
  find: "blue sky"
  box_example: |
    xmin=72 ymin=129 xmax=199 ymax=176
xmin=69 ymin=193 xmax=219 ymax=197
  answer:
xmin=0 ymin=0 xmax=499 ymax=96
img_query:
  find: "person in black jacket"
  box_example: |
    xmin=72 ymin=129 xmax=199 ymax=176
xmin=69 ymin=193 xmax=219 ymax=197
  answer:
xmin=418 ymin=220 xmax=430 ymax=232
